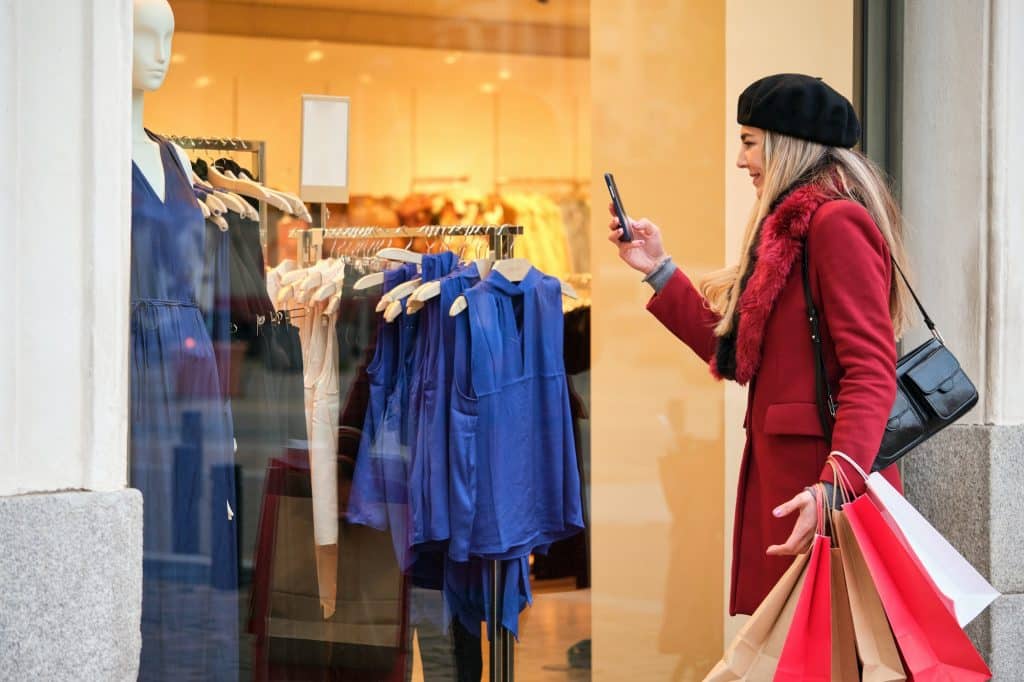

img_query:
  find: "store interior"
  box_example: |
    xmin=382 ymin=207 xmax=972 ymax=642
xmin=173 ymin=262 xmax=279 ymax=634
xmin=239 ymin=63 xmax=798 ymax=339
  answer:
xmin=139 ymin=1 xmax=592 ymax=680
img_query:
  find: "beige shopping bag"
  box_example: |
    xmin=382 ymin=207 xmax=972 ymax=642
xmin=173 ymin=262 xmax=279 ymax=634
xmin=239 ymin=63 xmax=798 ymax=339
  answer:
xmin=703 ymin=552 xmax=809 ymax=681
xmin=833 ymin=511 xmax=907 ymax=682
xmin=831 ymin=546 xmax=860 ymax=682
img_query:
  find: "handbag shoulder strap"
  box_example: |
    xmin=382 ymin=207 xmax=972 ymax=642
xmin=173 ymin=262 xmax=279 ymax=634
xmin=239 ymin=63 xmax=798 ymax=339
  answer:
xmin=889 ymin=256 xmax=940 ymax=335
xmin=800 ymin=246 xmax=836 ymax=444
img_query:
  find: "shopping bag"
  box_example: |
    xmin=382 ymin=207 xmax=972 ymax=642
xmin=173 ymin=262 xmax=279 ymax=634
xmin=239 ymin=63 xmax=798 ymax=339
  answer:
xmin=703 ymin=551 xmax=809 ymax=681
xmin=830 ymin=547 xmax=860 ymax=682
xmin=832 ymin=451 xmax=998 ymax=626
xmin=773 ymin=534 xmax=832 ymax=682
xmin=832 ymin=512 xmax=906 ymax=682
xmin=842 ymin=492 xmax=991 ymax=680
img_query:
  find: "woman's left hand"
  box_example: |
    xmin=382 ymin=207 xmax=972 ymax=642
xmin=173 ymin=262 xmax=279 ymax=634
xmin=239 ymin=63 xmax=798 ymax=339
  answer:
xmin=765 ymin=490 xmax=818 ymax=556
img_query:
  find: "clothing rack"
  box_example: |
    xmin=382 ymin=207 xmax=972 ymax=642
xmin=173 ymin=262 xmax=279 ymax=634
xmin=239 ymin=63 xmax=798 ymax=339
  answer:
xmin=287 ymin=224 xmax=523 ymax=269
xmin=287 ymin=223 xmax=520 ymax=681
xmin=168 ymin=135 xmax=269 ymax=248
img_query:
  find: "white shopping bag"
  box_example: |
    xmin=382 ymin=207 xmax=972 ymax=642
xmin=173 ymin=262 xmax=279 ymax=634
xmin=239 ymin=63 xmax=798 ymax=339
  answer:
xmin=831 ymin=452 xmax=1000 ymax=627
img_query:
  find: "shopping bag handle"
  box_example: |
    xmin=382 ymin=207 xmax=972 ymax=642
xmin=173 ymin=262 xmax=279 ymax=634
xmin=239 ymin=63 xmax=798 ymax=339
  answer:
xmin=829 ymin=450 xmax=870 ymax=482
xmin=825 ymin=459 xmax=854 ymax=506
xmin=815 ymin=482 xmax=827 ymax=537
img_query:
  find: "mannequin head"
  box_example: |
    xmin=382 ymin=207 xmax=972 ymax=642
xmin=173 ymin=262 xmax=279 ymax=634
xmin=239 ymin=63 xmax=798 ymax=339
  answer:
xmin=133 ymin=0 xmax=175 ymax=92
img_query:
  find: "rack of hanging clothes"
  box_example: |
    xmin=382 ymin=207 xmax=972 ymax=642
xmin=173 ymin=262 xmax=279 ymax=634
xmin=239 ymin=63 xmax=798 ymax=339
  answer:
xmin=168 ymin=135 xmax=313 ymax=249
xmin=259 ymin=223 xmax=584 ymax=682
xmin=160 ymin=133 xmax=322 ymax=682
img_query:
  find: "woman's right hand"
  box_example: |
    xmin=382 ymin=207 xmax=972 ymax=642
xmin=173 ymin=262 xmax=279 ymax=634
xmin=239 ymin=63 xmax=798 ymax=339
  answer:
xmin=607 ymin=202 xmax=668 ymax=275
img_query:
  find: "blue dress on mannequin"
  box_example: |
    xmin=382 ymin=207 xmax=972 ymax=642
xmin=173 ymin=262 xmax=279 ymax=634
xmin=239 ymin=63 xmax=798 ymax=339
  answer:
xmin=131 ymin=131 xmax=239 ymax=681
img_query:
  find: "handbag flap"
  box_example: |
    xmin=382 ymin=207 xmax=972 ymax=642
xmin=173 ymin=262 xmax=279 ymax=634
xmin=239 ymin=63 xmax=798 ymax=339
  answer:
xmin=885 ymin=391 xmax=913 ymax=431
xmin=905 ymin=346 xmax=961 ymax=394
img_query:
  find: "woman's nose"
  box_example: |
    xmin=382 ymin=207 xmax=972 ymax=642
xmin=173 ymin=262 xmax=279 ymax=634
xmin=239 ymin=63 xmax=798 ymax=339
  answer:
xmin=736 ymin=150 xmax=747 ymax=169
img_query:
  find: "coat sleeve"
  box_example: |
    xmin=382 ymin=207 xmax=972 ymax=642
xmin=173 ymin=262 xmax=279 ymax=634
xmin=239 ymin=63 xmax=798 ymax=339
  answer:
xmin=809 ymin=201 xmax=897 ymax=494
xmin=646 ymin=267 xmax=721 ymax=363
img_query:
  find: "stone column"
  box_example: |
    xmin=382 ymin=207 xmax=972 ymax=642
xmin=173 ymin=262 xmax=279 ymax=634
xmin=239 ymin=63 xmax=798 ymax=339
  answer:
xmin=0 ymin=1 xmax=141 ymax=679
xmin=899 ymin=0 xmax=1024 ymax=677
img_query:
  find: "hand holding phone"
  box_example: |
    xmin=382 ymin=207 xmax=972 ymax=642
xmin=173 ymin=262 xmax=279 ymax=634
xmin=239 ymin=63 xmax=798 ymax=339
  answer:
xmin=604 ymin=172 xmax=632 ymax=242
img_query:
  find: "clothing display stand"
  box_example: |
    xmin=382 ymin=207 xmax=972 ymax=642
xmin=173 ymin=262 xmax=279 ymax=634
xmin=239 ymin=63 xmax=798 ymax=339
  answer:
xmin=167 ymin=135 xmax=269 ymax=247
xmin=287 ymin=224 xmax=524 ymax=268
xmin=287 ymin=222 xmax=523 ymax=682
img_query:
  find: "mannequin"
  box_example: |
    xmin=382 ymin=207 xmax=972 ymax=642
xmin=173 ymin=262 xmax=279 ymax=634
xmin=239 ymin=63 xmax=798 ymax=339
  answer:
xmin=132 ymin=0 xmax=175 ymax=200
xmin=130 ymin=1 xmax=240 ymax=679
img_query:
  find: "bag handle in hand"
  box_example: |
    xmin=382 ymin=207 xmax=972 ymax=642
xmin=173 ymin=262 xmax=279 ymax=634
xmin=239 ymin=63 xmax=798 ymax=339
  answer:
xmin=830 ymin=450 xmax=870 ymax=483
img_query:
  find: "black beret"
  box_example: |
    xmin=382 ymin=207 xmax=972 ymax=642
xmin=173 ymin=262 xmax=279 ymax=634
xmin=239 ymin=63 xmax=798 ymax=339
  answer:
xmin=737 ymin=73 xmax=860 ymax=148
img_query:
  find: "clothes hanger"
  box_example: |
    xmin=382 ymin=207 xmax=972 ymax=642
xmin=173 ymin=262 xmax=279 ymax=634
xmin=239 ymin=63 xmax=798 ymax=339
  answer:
xmin=297 ymin=257 xmax=337 ymax=298
xmin=203 ymin=193 xmax=228 ymax=217
xmin=312 ymin=251 xmax=347 ymax=302
xmin=218 ymin=152 xmax=300 ymax=217
xmin=266 ymin=188 xmax=308 ymax=218
xmin=271 ymin=259 xmax=297 ymax=277
xmin=384 ymin=235 xmax=430 ymax=319
xmin=276 ymin=263 xmax=316 ymax=308
xmin=406 ymin=230 xmax=455 ymax=314
xmin=196 ymin=156 xmax=254 ymax=218
xmin=353 ymin=248 xmax=388 ymax=289
xmin=374 ymin=235 xmax=425 ymax=310
xmin=207 ymin=161 xmax=279 ymax=205
xmin=375 ymin=277 xmax=422 ymax=312
xmin=196 ymin=198 xmax=213 ymax=220
xmin=323 ymin=240 xmax=353 ymax=313
xmin=325 ymin=291 xmax=343 ymax=316
xmin=375 ymin=246 xmax=422 ymax=264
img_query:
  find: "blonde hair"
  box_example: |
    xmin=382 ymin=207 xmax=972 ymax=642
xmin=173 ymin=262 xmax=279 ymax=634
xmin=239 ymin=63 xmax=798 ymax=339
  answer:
xmin=700 ymin=131 xmax=914 ymax=340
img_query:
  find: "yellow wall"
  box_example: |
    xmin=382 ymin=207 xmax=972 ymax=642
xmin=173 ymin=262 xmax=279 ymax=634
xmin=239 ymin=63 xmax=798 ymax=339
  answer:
xmin=590 ymin=0 xmax=855 ymax=676
xmin=722 ymin=0 xmax=854 ymax=644
xmin=590 ymin=2 xmax=726 ymax=679
xmin=146 ymin=33 xmax=589 ymax=196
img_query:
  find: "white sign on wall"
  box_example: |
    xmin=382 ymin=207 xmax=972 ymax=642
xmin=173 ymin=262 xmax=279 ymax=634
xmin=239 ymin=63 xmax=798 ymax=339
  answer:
xmin=299 ymin=94 xmax=350 ymax=203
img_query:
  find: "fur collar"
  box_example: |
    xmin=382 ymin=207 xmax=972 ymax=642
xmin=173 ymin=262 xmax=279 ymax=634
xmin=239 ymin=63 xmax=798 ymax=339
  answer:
xmin=711 ymin=182 xmax=834 ymax=385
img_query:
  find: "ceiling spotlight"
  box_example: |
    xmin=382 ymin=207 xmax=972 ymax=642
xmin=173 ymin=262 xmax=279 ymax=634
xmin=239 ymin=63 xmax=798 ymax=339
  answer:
xmin=359 ymin=73 xmax=373 ymax=84
xmin=306 ymin=49 xmax=325 ymax=63
xmin=171 ymin=53 xmax=186 ymax=65
xmin=444 ymin=53 xmax=461 ymax=65
xmin=498 ymin=69 xmax=511 ymax=80
xmin=194 ymin=75 xmax=212 ymax=88
xmin=480 ymin=82 xmax=496 ymax=94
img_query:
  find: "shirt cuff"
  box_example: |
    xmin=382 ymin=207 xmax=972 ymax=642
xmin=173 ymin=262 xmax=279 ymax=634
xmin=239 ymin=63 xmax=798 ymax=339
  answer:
xmin=643 ymin=257 xmax=677 ymax=293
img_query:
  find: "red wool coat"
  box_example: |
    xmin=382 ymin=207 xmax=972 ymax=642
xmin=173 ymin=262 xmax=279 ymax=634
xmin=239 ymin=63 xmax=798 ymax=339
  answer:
xmin=648 ymin=187 xmax=901 ymax=616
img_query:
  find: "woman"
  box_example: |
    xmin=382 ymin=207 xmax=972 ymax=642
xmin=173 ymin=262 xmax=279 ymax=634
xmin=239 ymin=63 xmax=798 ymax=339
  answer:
xmin=608 ymin=73 xmax=915 ymax=616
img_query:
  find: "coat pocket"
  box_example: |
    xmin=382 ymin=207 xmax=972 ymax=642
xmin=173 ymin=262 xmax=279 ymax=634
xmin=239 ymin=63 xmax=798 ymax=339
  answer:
xmin=763 ymin=402 xmax=825 ymax=438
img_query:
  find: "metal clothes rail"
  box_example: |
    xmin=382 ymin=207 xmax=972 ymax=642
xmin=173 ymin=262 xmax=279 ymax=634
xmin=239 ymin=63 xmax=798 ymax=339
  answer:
xmin=287 ymin=224 xmax=523 ymax=269
xmin=288 ymin=223 xmax=520 ymax=681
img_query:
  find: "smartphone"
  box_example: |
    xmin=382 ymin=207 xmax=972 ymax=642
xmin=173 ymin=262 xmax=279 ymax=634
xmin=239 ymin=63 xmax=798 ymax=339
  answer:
xmin=604 ymin=172 xmax=632 ymax=242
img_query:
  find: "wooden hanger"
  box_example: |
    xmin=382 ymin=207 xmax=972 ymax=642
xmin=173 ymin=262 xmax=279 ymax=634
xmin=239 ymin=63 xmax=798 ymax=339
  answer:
xmin=375 ymin=277 xmax=422 ymax=312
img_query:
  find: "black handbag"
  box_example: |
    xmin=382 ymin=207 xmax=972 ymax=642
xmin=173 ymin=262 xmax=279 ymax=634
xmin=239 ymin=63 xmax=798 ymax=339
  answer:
xmin=800 ymin=244 xmax=978 ymax=472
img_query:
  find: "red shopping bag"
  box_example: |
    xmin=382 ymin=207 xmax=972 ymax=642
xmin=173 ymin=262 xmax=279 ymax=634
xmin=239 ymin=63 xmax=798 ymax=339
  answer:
xmin=773 ymin=533 xmax=832 ymax=681
xmin=842 ymin=493 xmax=991 ymax=681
